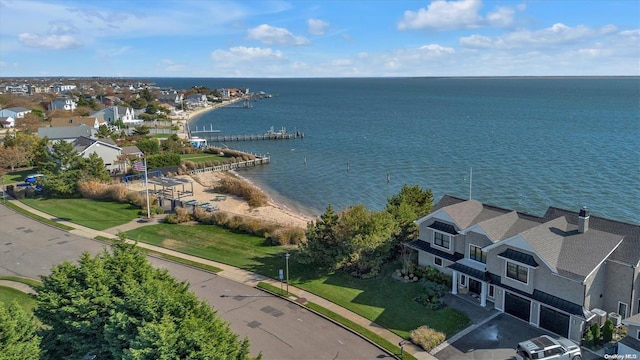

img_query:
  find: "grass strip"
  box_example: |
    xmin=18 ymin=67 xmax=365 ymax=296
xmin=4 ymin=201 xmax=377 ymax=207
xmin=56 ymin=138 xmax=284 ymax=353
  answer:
xmin=0 ymin=276 xmax=42 ymax=288
xmin=94 ymin=235 xmax=223 ymax=273
xmin=3 ymin=202 xmax=75 ymax=231
xmin=257 ymin=281 xmax=292 ymax=298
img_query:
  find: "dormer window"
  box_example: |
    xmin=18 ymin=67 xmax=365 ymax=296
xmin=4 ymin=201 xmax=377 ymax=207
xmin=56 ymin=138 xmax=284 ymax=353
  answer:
xmin=469 ymin=244 xmax=487 ymax=264
xmin=506 ymin=262 xmax=529 ymax=284
xmin=433 ymin=231 xmax=450 ymax=250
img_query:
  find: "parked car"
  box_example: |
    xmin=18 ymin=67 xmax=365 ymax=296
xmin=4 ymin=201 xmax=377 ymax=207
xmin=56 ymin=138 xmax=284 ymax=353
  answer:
xmin=516 ymin=335 xmax=581 ymax=360
xmin=24 ymin=174 xmax=44 ymax=184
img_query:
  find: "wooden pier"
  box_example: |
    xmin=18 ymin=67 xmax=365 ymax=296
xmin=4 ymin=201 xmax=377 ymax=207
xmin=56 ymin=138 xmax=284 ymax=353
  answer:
xmin=204 ymin=132 xmax=303 ymax=142
xmin=188 ymin=156 xmax=270 ymax=175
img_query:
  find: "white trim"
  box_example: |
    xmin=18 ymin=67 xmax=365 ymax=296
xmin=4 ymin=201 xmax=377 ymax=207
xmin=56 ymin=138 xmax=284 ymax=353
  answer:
xmin=618 ymin=301 xmax=629 ymax=318
xmin=434 ymin=256 xmax=443 ymax=267
xmin=505 ymin=260 xmax=530 ymax=285
xmin=582 ymin=238 xmax=625 ymax=284
xmin=496 ymin=288 xmax=504 ymax=311
xmin=530 ymin=301 xmax=538 ymax=326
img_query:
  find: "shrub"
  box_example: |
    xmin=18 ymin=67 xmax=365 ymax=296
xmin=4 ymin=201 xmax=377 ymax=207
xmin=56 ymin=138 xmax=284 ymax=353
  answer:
xmin=602 ymin=319 xmax=614 ymax=342
xmin=78 ymin=180 xmax=111 ymax=200
xmin=269 ymin=227 xmax=306 ymax=245
xmin=584 ymin=329 xmax=594 ymax=347
xmin=216 ymin=176 xmax=267 ymax=208
xmin=109 ymin=186 xmax=129 ymax=203
xmin=590 ymin=323 xmax=601 ymax=346
xmin=410 ymin=325 xmax=446 ymax=352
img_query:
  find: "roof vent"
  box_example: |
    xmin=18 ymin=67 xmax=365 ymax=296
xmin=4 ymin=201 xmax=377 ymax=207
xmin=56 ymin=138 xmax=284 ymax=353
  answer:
xmin=578 ymin=206 xmax=590 ymax=233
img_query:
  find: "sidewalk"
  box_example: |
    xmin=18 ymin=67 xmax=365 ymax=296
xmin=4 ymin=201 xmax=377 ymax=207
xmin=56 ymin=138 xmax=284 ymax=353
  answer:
xmin=5 ymin=199 xmax=435 ymax=360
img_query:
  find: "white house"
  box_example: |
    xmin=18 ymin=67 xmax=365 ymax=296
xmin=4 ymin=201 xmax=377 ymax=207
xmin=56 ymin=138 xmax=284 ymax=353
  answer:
xmin=49 ymin=97 xmax=77 ymax=111
xmin=91 ymin=106 xmax=139 ymax=124
xmin=0 ymin=107 xmax=32 ymax=118
xmin=0 ymin=116 xmax=15 ymax=127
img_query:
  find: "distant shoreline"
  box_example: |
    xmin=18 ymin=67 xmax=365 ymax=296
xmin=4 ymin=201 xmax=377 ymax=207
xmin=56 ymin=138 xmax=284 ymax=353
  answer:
xmin=184 ymin=97 xmax=245 ymax=124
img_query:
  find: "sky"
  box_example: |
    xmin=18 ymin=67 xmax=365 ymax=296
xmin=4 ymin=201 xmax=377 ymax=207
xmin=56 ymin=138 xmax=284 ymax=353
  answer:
xmin=0 ymin=0 xmax=638 ymax=78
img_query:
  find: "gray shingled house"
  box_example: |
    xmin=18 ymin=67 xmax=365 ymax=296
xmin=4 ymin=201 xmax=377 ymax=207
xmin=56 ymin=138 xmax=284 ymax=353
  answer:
xmin=408 ymin=195 xmax=639 ymax=344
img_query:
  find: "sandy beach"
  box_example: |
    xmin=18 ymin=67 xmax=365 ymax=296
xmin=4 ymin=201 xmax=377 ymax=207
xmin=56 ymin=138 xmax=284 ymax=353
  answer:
xmin=128 ymin=171 xmax=314 ymax=229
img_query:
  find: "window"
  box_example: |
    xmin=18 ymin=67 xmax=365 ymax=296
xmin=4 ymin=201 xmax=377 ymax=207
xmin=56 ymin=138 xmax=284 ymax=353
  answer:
xmin=433 ymin=232 xmax=450 ymax=249
xmin=618 ymin=302 xmax=628 ymax=319
xmin=506 ymin=262 xmax=528 ymax=284
xmin=460 ymin=274 xmax=466 ymax=287
xmin=488 ymin=285 xmax=495 ymax=298
xmin=636 ymin=329 xmax=640 ymax=341
xmin=469 ymin=245 xmax=487 ymax=263
xmin=543 ymin=348 xmax=563 ymax=357
xmin=434 ymin=257 xmax=443 ymax=267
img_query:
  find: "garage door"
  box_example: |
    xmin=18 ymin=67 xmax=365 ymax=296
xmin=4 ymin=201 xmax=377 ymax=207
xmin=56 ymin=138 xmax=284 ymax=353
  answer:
xmin=539 ymin=306 xmax=569 ymax=338
xmin=505 ymin=292 xmax=531 ymax=322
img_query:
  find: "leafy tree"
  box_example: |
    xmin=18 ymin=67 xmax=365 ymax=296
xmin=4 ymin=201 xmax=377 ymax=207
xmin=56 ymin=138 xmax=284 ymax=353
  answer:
xmin=145 ymin=152 xmax=181 ymax=169
xmin=299 ymin=204 xmax=341 ymax=267
xmin=300 ymin=204 xmax=397 ymax=278
xmin=137 ymin=137 xmax=160 ymax=155
xmin=145 ymin=102 xmax=158 ymax=115
xmin=79 ymin=152 xmax=111 ymax=182
xmin=16 ymin=112 xmax=44 ymax=132
xmin=590 ymin=322 xmax=601 ymax=346
xmin=0 ymin=300 xmax=41 ymax=359
xmin=130 ymin=97 xmax=147 ymax=109
xmin=0 ymin=145 xmax=31 ymax=171
xmin=161 ymin=134 xmax=187 ymax=153
xmin=133 ymin=125 xmax=151 ymax=136
xmin=38 ymin=140 xmax=83 ymax=197
xmin=35 ymin=242 xmax=253 ymax=360
xmin=386 ymin=184 xmax=434 ymax=245
xmin=97 ymin=124 xmax=114 ymax=139
xmin=139 ymin=88 xmax=154 ymax=102
xmin=3 ymin=131 xmax=44 ymax=166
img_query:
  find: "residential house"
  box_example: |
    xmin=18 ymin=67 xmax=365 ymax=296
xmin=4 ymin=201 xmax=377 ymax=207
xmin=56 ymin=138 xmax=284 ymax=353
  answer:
xmin=29 ymin=84 xmax=51 ymax=94
xmin=408 ymin=195 xmax=639 ymax=344
xmin=620 ymin=313 xmax=640 ymax=357
xmin=49 ymin=97 xmax=77 ymax=111
xmin=0 ymin=116 xmax=15 ymax=128
xmin=49 ymin=116 xmax=105 ymax=129
xmin=72 ymin=136 xmax=121 ymax=171
xmin=53 ymin=84 xmax=77 ymax=93
xmin=185 ymin=94 xmax=208 ymax=108
xmin=38 ymin=124 xmax=97 ymax=142
xmin=91 ymin=106 xmax=138 ymax=124
xmin=0 ymin=107 xmax=32 ymax=119
xmin=157 ymin=92 xmax=184 ymax=105
xmin=101 ymin=96 xmax=121 ymax=106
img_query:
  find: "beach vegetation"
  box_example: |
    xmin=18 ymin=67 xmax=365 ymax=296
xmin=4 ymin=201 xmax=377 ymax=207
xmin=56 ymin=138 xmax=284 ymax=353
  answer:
xmin=0 ymin=300 xmax=41 ymax=359
xmin=35 ymin=242 xmax=253 ymax=360
xmin=215 ymin=174 xmax=267 ymax=208
xmin=136 ymin=137 xmax=160 ymax=154
xmin=145 ymin=152 xmax=181 ymax=169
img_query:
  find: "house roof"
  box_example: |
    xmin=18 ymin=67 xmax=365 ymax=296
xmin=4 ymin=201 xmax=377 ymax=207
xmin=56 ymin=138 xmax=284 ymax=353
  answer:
xmin=623 ymin=313 xmax=640 ymax=326
xmin=121 ymin=145 xmax=143 ymax=155
xmin=38 ymin=124 xmax=97 ymax=140
xmin=50 ymin=116 xmax=100 ymax=127
xmin=498 ymin=248 xmax=539 ymax=267
xmin=517 ymin=216 xmax=623 ymax=281
xmin=475 ymin=211 xmax=545 ymax=242
xmin=406 ymin=239 xmax=464 ymax=263
xmin=6 ymin=106 xmax=31 ymax=112
xmin=73 ymin=136 xmax=121 ymax=154
xmin=544 ymin=207 xmax=640 ymax=267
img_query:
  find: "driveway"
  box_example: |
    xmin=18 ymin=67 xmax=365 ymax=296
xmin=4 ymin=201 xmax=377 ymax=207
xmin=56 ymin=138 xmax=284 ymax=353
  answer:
xmin=0 ymin=205 xmax=388 ymax=359
xmin=434 ymin=313 xmax=600 ymax=360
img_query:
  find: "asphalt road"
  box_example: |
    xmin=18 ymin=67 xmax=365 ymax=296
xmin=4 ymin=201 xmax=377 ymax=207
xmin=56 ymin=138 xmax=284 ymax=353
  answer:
xmin=0 ymin=205 xmax=388 ymax=359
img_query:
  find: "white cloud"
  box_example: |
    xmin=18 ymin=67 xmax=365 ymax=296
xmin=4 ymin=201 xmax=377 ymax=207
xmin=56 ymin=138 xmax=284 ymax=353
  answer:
xmin=211 ymin=46 xmax=286 ymax=62
xmin=159 ymin=59 xmax=187 ymax=72
xmin=486 ymin=5 xmax=521 ymax=28
xmin=18 ymin=33 xmax=82 ymax=50
xmin=308 ymin=18 xmax=330 ymax=35
xmin=247 ymin=24 xmax=310 ymax=45
xmin=398 ymin=0 xmax=483 ymax=31
xmin=419 ymin=44 xmax=456 ymax=55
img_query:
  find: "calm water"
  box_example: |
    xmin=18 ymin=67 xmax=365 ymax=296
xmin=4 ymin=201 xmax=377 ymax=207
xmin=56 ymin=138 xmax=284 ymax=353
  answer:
xmin=149 ymin=78 xmax=640 ymax=224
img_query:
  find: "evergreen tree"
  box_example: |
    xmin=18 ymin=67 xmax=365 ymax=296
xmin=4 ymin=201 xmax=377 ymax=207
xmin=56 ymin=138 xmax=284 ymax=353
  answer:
xmin=0 ymin=301 xmax=41 ymax=360
xmin=36 ymin=242 xmax=254 ymax=360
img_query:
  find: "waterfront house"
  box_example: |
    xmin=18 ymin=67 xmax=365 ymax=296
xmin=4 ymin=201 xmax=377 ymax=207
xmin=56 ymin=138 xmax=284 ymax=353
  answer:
xmin=91 ymin=106 xmax=137 ymax=124
xmin=157 ymin=92 xmax=184 ymax=105
xmin=408 ymin=195 xmax=639 ymax=344
xmin=0 ymin=107 xmax=32 ymax=119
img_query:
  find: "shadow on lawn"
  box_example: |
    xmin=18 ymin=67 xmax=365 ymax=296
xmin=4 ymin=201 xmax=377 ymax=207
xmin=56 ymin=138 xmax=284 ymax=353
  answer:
xmin=242 ymin=252 xmax=470 ymax=337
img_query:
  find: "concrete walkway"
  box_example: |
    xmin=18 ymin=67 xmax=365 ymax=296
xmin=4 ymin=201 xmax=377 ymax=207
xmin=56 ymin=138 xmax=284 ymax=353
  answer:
xmin=5 ymin=199 xmax=436 ymax=360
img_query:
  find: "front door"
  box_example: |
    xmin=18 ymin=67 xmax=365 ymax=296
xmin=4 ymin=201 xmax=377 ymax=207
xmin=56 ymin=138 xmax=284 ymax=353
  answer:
xmin=469 ymin=278 xmax=481 ymax=295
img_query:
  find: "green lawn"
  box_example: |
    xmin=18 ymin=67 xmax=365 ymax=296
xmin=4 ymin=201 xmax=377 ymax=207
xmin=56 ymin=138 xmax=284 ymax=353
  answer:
xmin=124 ymin=223 xmax=470 ymax=339
xmin=0 ymin=286 xmax=37 ymax=313
xmin=179 ymin=153 xmax=227 ymax=163
xmin=21 ymin=198 xmax=141 ymax=230
xmin=1 ymin=168 xmax=38 ymax=184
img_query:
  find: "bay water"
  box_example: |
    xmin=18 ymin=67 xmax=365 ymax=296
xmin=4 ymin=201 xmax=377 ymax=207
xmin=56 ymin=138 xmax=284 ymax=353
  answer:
xmin=150 ymin=77 xmax=640 ymax=224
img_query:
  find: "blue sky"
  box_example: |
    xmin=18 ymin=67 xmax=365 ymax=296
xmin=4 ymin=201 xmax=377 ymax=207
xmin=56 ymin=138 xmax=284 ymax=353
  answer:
xmin=0 ymin=0 xmax=638 ymax=77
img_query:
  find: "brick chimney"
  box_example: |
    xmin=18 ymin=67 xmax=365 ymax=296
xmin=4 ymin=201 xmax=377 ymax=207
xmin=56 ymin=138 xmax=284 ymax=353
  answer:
xmin=578 ymin=206 xmax=590 ymax=233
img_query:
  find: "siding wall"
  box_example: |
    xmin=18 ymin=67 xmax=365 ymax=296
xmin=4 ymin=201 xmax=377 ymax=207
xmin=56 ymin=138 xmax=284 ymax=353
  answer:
xmin=604 ymin=261 xmax=635 ymax=316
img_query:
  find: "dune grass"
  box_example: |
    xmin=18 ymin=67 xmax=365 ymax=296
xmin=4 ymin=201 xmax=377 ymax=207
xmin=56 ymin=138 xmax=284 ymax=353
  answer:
xmin=20 ymin=198 xmax=141 ymax=230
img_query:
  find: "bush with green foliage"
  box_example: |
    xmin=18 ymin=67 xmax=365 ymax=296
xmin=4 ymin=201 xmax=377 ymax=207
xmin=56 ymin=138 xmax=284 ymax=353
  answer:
xmin=590 ymin=323 xmax=601 ymax=346
xmin=35 ymin=242 xmax=253 ymax=359
xmin=410 ymin=325 xmax=446 ymax=352
xmin=602 ymin=318 xmax=614 ymax=342
xmin=145 ymin=152 xmax=181 ymax=169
